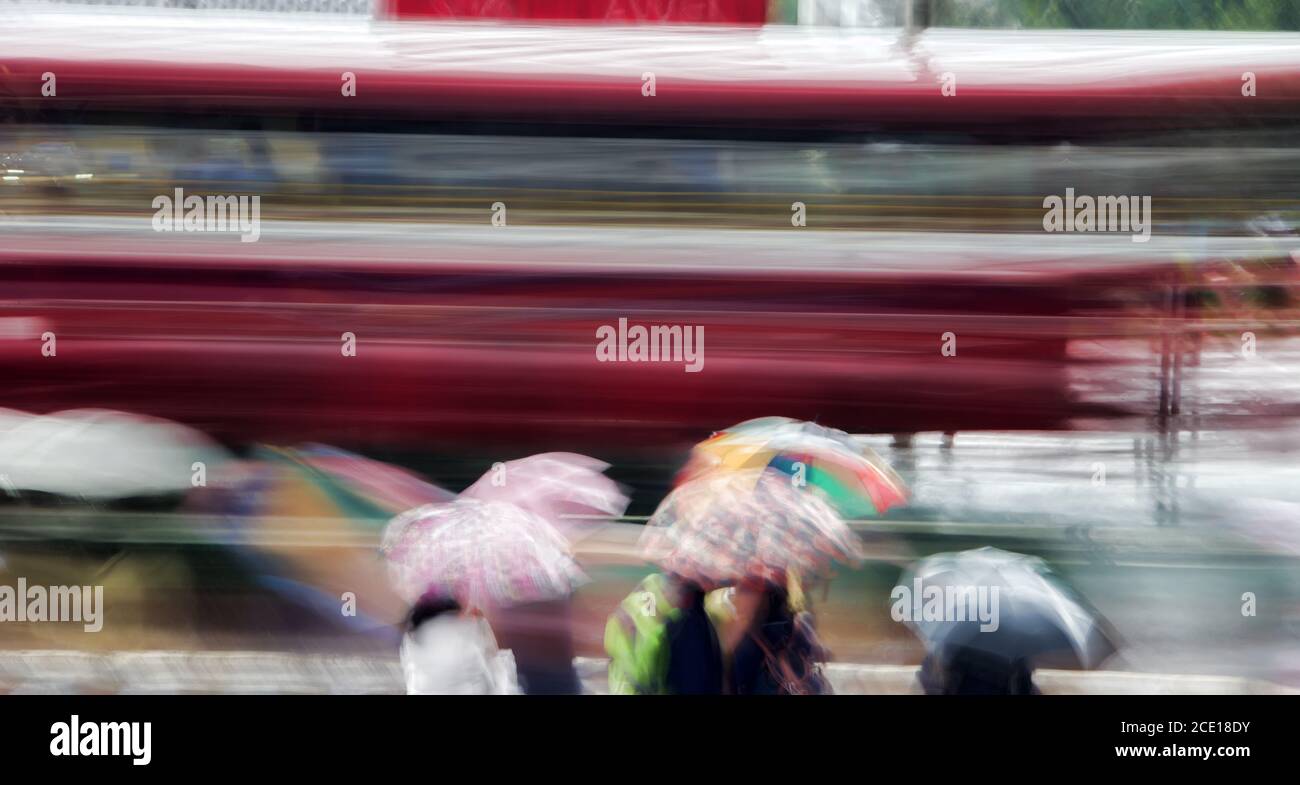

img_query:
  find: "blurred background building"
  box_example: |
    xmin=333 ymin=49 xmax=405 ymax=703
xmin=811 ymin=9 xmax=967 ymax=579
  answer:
xmin=1 ymin=0 xmax=1298 ymax=694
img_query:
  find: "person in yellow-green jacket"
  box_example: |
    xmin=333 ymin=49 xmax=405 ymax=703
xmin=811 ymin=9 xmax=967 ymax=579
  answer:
xmin=604 ymin=572 xmax=724 ymax=695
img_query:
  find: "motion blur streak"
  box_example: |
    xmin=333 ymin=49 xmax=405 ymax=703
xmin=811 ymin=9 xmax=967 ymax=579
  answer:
xmin=1 ymin=2 xmax=1298 ymax=694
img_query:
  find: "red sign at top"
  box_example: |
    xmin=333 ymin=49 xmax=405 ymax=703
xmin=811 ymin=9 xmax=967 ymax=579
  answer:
xmin=381 ymin=0 xmax=768 ymax=24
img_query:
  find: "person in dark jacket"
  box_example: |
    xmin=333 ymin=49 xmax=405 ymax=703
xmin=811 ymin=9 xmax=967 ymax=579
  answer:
xmin=662 ymin=576 xmax=725 ymax=695
xmin=490 ymin=595 xmax=583 ymax=695
xmin=729 ymin=576 xmax=829 ymax=695
xmin=918 ymin=645 xmax=1038 ymax=695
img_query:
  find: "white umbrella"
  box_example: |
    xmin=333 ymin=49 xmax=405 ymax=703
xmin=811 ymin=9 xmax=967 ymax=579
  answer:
xmin=0 ymin=408 xmax=230 ymax=499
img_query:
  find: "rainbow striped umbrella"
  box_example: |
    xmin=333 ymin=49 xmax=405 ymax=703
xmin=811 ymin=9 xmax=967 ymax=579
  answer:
xmin=251 ymin=444 xmax=454 ymax=523
xmin=678 ymin=417 xmax=908 ymax=519
xmin=191 ymin=445 xmax=454 ymax=628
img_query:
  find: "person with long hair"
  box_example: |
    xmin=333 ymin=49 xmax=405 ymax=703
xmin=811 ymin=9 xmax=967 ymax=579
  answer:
xmin=728 ymin=572 xmax=831 ymax=695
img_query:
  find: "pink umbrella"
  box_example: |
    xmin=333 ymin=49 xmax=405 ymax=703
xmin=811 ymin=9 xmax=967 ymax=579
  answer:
xmin=460 ymin=452 xmax=629 ymax=534
xmin=381 ymin=498 xmax=587 ymax=608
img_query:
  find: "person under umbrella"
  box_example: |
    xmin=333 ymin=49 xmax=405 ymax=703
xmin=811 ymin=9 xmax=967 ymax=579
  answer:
xmin=382 ymin=498 xmax=587 ymax=695
xmin=608 ymin=467 xmax=862 ymax=694
xmin=461 ymin=453 xmax=629 ymax=694
xmin=898 ymin=547 xmax=1118 ymax=695
xmin=400 ymin=589 xmax=518 ymax=696
xmin=663 ymin=417 xmax=906 ymax=694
